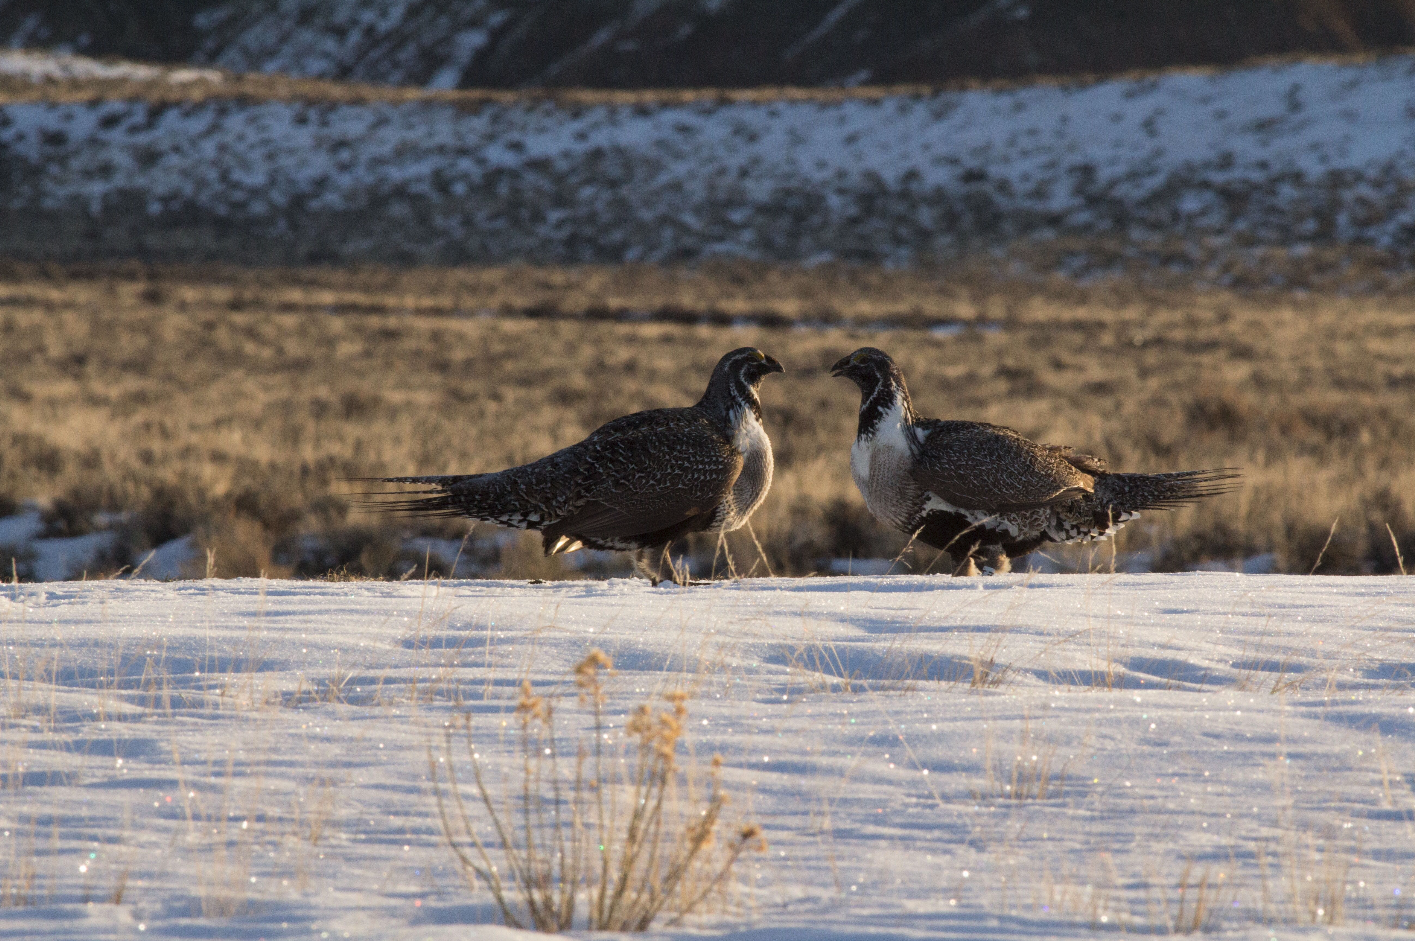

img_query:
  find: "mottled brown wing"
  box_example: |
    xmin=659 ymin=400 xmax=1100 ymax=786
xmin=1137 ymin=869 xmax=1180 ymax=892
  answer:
xmin=912 ymin=421 xmax=1094 ymax=511
xmin=543 ymin=409 xmax=743 ymax=542
xmin=368 ymin=407 xmax=742 ymax=544
xmin=1048 ymin=444 xmax=1110 ymax=475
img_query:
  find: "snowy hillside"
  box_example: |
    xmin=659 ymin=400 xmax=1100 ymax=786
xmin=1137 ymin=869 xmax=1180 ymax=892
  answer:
xmin=1 ymin=574 xmax=1413 ymax=937
xmin=3 ymin=54 xmax=1415 ymax=265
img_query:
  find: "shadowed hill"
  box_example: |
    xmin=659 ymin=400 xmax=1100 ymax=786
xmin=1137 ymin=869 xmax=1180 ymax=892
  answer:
xmin=4 ymin=0 xmax=1415 ymax=89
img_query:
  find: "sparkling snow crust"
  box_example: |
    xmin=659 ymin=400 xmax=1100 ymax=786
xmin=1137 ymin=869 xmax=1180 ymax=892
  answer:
xmin=1 ymin=574 xmax=1413 ymax=937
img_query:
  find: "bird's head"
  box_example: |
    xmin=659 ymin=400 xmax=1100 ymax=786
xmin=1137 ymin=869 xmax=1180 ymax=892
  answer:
xmin=718 ymin=345 xmax=786 ymax=384
xmin=831 ymin=347 xmax=915 ymax=431
xmin=700 ymin=347 xmax=785 ymax=422
xmin=830 ymin=347 xmax=900 ymax=391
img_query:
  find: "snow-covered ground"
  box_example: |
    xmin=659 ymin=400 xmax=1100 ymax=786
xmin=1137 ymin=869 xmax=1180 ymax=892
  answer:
xmin=0 ymin=50 xmax=220 ymax=85
xmin=0 ymin=510 xmax=129 ymax=583
xmin=0 ymin=509 xmax=1278 ymax=584
xmin=3 ymin=54 xmax=1415 ymax=264
xmin=1 ymin=574 xmax=1413 ymax=938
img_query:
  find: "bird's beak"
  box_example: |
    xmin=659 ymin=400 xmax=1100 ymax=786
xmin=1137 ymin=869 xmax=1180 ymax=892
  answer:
xmin=763 ymin=354 xmax=785 ymax=375
xmin=829 ymin=355 xmax=852 ymax=378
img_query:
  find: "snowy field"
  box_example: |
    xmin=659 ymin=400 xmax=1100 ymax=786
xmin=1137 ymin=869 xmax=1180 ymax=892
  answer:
xmin=3 ymin=54 xmax=1415 ymax=264
xmin=1 ymin=573 xmax=1413 ymax=939
xmin=0 ymin=50 xmax=220 ymax=86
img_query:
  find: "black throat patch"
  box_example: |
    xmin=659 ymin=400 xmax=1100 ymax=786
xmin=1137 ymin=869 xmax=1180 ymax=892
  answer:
xmin=855 ymin=370 xmax=914 ymax=439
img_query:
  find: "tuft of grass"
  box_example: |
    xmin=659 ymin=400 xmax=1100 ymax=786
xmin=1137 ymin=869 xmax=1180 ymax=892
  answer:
xmin=973 ymin=715 xmax=1067 ymax=801
xmin=967 ymin=635 xmax=1012 ymax=691
xmin=1027 ymin=858 xmax=1123 ymax=929
xmin=174 ymin=749 xmax=268 ymax=918
xmin=1230 ymin=629 xmax=1308 ymax=694
xmin=1259 ymin=824 xmax=1355 ymax=926
xmin=0 ymin=818 xmax=40 ymax=908
xmin=1261 ymin=756 xmax=1358 ymax=926
xmin=781 ymin=640 xmax=864 ymax=694
xmin=284 ymin=776 xmax=339 ymax=893
xmin=431 ymin=650 xmax=764 ymax=932
xmin=1152 ymin=858 xmax=1234 ymax=934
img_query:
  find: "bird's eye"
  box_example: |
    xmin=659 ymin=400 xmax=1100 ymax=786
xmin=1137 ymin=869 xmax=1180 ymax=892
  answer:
xmin=851 ymin=352 xmax=865 ymax=365
xmin=751 ymin=350 xmax=765 ymax=362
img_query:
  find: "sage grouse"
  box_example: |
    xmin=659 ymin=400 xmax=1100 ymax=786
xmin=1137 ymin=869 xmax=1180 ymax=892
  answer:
xmin=366 ymin=348 xmax=784 ymax=581
xmin=831 ymin=348 xmax=1238 ymax=575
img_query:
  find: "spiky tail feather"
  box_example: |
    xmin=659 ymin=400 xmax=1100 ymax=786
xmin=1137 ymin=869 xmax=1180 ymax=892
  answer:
xmin=346 ymin=474 xmax=542 ymax=528
xmin=1095 ymin=469 xmax=1241 ymax=513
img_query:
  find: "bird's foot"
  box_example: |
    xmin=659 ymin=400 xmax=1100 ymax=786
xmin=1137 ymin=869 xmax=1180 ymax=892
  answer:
xmin=647 ymin=574 xmax=714 ymax=587
xmin=977 ymin=546 xmax=1012 ymax=576
xmin=635 ymin=547 xmax=698 ymax=586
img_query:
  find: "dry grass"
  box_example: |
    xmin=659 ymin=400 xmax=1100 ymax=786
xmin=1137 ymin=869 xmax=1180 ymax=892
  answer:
xmin=972 ymin=716 xmax=1068 ymax=801
xmin=0 ymin=67 xmax=964 ymax=109
xmin=431 ymin=651 xmax=762 ymax=931
xmin=1261 ymin=757 xmax=1359 ymax=926
xmin=1151 ymin=859 xmax=1235 ymax=934
xmin=173 ymin=749 xmax=266 ymax=917
xmin=966 ymin=633 xmax=1013 ymax=690
xmin=1 ymin=260 xmax=1413 ymax=578
xmin=1259 ymin=825 xmax=1357 ymax=926
xmin=1025 ymin=858 xmax=1124 ymax=929
xmin=3 ymin=48 xmax=1411 ymax=110
xmin=1231 ymin=630 xmax=1309 ymax=695
xmin=0 ymin=817 xmax=42 ymax=908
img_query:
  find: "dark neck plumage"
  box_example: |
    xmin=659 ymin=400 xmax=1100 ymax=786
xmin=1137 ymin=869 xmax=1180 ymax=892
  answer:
xmin=698 ymin=371 xmax=761 ymax=431
xmin=856 ymin=370 xmax=916 ymax=439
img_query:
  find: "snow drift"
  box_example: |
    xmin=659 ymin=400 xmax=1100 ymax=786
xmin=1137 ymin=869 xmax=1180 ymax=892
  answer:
xmin=0 ymin=574 xmax=1412 ymax=937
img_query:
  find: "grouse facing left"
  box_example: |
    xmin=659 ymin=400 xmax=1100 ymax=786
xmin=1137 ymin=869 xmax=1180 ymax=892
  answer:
xmin=832 ymin=348 xmax=1239 ymax=575
xmin=363 ymin=347 xmax=784 ymax=579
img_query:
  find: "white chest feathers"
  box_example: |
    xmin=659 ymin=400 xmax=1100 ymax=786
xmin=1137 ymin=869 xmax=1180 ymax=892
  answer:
xmin=720 ymin=407 xmax=774 ymax=531
xmin=732 ymin=407 xmax=770 ymax=457
xmin=850 ymin=401 xmax=921 ymax=530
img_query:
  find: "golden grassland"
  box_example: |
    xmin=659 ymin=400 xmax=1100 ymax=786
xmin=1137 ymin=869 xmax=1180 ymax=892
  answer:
xmin=0 ymin=260 xmax=1412 ymax=578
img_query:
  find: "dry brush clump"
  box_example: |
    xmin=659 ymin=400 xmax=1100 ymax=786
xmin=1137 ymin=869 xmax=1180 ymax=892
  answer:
xmin=0 ymin=260 xmax=1413 ymax=577
xmin=431 ymin=651 xmax=763 ymax=931
xmin=972 ymin=716 xmax=1068 ymax=801
xmin=1150 ymin=858 xmax=1234 ymax=934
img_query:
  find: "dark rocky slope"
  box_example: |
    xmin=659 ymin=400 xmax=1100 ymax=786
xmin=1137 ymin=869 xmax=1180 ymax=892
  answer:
xmin=3 ymin=0 xmax=1414 ymax=89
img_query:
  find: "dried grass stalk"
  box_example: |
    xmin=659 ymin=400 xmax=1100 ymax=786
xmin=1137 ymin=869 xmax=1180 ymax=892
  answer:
xmin=430 ymin=650 xmax=763 ymax=931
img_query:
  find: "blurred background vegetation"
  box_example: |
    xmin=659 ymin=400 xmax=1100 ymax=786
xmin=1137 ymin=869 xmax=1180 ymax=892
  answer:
xmin=1 ymin=1 xmax=1412 ymax=578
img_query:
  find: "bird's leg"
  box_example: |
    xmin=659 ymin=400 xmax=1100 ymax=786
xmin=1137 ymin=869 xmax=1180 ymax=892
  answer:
xmin=977 ymin=545 xmax=1011 ymax=576
xmin=634 ymin=548 xmax=663 ymax=586
xmin=949 ymin=544 xmax=981 ymax=577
